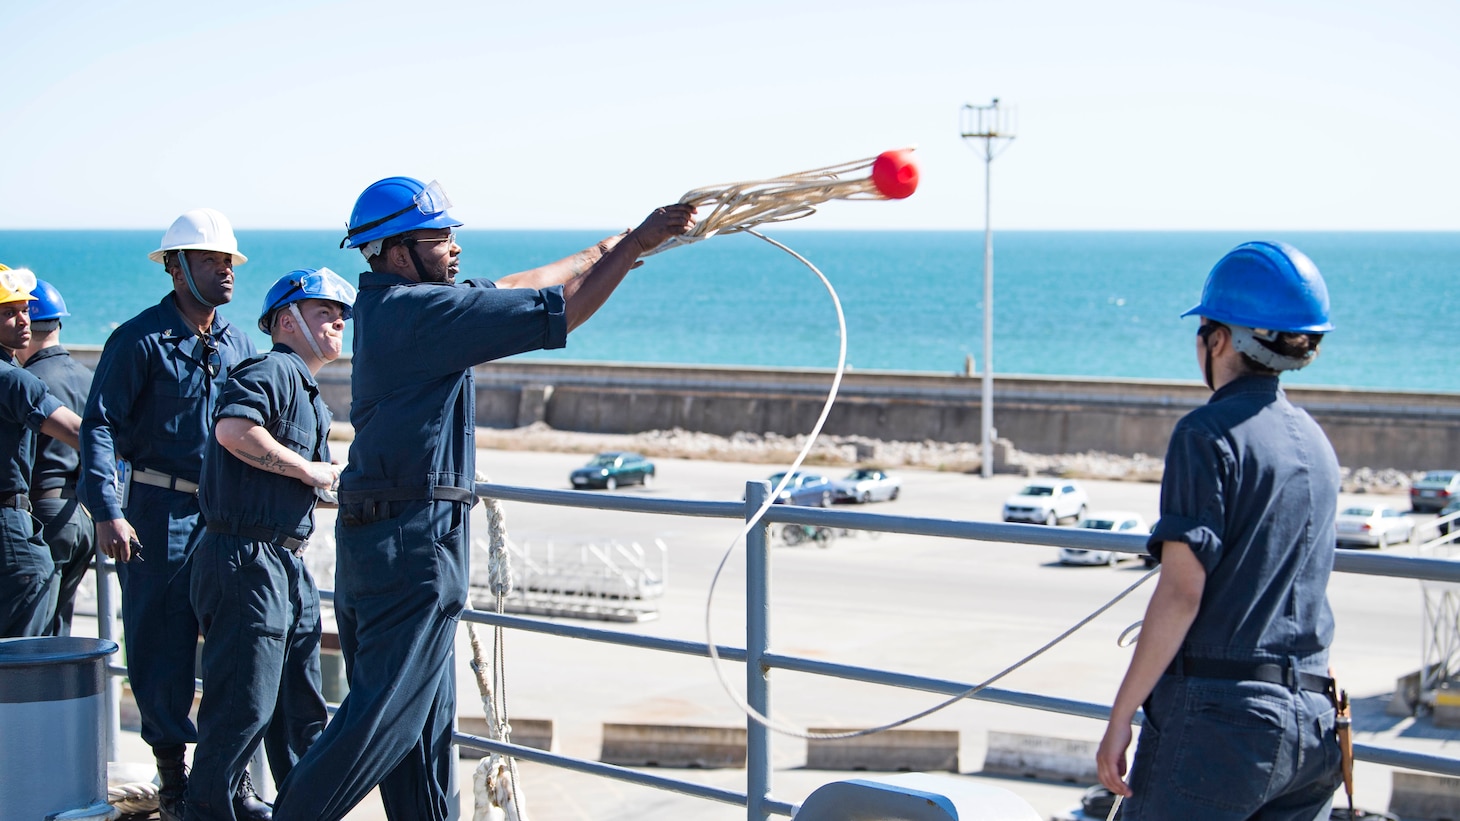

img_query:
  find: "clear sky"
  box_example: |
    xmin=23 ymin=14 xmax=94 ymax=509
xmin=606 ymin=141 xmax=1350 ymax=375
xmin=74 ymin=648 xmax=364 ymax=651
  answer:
xmin=2 ymin=0 xmax=1456 ymax=231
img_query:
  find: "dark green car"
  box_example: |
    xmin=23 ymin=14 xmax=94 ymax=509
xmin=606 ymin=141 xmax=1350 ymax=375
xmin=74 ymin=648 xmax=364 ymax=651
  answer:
xmin=570 ymin=451 xmax=656 ymax=491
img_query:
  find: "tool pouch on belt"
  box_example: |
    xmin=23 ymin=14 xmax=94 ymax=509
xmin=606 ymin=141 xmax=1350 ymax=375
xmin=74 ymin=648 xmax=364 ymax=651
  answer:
xmin=1331 ymin=680 xmax=1355 ymax=806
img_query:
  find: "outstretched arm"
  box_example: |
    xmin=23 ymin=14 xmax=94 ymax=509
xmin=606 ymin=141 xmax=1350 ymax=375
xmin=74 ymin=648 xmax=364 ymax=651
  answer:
xmin=497 ymin=203 xmax=696 ymax=331
xmin=500 ymin=233 xmax=631 ymax=290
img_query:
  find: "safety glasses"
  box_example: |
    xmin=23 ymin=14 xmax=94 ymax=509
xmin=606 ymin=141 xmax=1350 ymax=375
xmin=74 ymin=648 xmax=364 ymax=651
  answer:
xmin=412 ymin=180 xmax=451 ymax=215
xmin=402 ymin=231 xmax=455 ymax=247
xmin=264 ymin=269 xmax=357 ymax=318
xmin=200 ymin=337 xmax=222 ymax=379
xmin=1196 ymin=322 xmax=1224 ymax=345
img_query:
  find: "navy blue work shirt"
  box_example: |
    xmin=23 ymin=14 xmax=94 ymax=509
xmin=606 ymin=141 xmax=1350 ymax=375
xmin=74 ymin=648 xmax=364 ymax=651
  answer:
xmin=340 ymin=273 xmax=566 ymax=500
xmin=23 ymin=345 xmax=92 ymax=493
xmin=199 ymin=345 xmax=332 ymax=539
xmin=0 ymin=353 xmax=63 ymax=496
xmin=1148 ymin=374 xmax=1339 ymax=671
xmin=80 ymin=294 xmax=257 ymax=521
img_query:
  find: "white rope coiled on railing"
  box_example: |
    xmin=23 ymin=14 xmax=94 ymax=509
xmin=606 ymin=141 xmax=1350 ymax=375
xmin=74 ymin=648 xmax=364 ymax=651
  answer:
xmin=467 ymin=483 xmax=529 ymax=821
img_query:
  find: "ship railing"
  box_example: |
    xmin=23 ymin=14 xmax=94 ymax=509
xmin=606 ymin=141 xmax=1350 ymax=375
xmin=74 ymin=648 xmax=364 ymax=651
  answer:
xmin=90 ymin=480 xmax=1460 ymax=820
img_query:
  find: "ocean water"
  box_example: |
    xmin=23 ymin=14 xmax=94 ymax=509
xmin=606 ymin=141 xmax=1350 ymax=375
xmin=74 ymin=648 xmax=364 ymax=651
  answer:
xmin=1 ymin=230 xmax=1456 ymax=392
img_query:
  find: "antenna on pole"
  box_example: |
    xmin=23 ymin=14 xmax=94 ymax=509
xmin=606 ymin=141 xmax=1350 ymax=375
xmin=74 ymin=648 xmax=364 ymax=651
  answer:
xmin=961 ymin=99 xmax=1016 ymax=479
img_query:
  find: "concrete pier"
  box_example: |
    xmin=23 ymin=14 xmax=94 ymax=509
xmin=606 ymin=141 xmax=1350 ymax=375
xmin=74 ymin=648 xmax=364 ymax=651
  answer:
xmin=69 ymin=348 xmax=1460 ymax=471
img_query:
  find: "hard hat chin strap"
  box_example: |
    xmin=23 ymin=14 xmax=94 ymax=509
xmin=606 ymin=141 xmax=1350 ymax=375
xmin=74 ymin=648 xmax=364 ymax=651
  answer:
xmin=287 ymin=303 xmax=326 ymax=361
xmin=405 ymin=241 xmax=434 ymax=283
xmin=177 ymin=252 xmax=218 ymax=310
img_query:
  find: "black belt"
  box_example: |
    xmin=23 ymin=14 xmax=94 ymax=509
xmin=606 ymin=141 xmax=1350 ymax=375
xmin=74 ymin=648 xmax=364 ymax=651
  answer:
xmin=1167 ymin=655 xmax=1333 ymax=694
xmin=0 ymin=493 xmax=32 ymax=511
xmin=337 ymin=484 xmax=478 ymax=526
xmin=207 ymin=523 xmax=306 ymax=555
xmin=34 ymin=487 xmax=76 ymax=500
xmin=336 ymin=485 xmax=477 ymax=505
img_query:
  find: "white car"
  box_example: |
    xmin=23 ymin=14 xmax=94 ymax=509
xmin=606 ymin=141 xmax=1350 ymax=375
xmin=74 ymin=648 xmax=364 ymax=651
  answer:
xmin=1059 ymin=511 xmax=1149 ymax=566
xmin=1336 ymin=504 xmax=1413 ymax=548
xmin=1003 ymin=480 xmax=1089 ymax=526
xmin=832 ymin=468 xmax=902 ymax=503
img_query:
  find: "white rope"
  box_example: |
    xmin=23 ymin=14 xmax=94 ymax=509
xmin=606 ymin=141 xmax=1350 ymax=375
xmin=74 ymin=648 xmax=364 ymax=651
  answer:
xmin=466 ymin=486 xmax=529 ymax=821
xmin=699 ymin=229 xmax=1164 ymax=741
xmin=107 ymin=780 xmax=158 ymax=815
xmin=642 ymin=148 xmax=916 ymax=256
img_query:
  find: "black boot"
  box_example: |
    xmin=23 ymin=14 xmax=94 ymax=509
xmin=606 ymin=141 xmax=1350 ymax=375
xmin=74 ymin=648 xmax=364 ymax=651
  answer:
xmin=154 ymin=749 xmax=188 ymax=821
xmin=234 ymin=770 xmax=273 ymax=821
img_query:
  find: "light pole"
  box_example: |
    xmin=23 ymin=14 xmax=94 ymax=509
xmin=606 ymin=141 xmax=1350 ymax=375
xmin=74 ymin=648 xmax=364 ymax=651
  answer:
xmin=961 ymin=99 xmax=1016 ymax=478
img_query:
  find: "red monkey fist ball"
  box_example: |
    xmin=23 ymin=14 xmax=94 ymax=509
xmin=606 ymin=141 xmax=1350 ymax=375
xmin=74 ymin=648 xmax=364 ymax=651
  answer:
xmin=871 ymin=150 xmax=919 ymax=199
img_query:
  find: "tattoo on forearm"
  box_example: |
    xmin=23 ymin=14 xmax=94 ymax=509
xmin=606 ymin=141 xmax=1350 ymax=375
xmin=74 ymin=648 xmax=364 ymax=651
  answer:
xmin=239 ymin=448 xmax=290 ymax=475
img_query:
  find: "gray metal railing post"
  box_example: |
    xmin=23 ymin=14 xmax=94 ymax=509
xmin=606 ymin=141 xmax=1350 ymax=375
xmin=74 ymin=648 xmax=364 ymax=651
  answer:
xmin=745 ymin=481 xmax=773 ymax=821
xmin=96 ymin=548 xmax=121 ymax=763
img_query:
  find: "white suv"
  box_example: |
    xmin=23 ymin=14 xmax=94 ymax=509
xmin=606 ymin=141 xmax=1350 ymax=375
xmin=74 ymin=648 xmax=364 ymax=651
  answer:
xmin=1002 ymin=480 xmax=1089 ymax=526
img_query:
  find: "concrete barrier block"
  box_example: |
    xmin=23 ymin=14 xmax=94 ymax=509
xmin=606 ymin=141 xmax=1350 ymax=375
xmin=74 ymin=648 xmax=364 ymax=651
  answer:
xmin=457 ymin=717 xmax=555 ymax=759
xmin=599 ymin=723 xmax=746 ymax=769
xmin=982 ymin=731 xmax=1098 ymax=783
xmin=806 ymin=728 xmax=959 ymax=772
xmin=1436 ymin=687 xmax=1460 ymax=729
xmin=1391 ymin=771 xmax=1460 ymax=821
xmin=1391 ymin=669 xmax=1424 ymax=717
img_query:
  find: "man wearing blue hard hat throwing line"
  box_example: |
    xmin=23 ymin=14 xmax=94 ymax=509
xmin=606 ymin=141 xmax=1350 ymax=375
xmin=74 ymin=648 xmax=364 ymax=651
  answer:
xmin=272 ymin=177 xmax=694 ymax=820
xmin=1097 ymin=241 xmax=1345 ymax=819
xmin=187 ymin=268 xmax=356 ymax=821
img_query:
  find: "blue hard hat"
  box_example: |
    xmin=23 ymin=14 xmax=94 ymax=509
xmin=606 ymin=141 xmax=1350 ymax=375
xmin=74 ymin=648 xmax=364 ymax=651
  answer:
xmin=258 ymin=268 xmax=357 ymax=333
xmin=340 ymin=177 xmax=463 ymax=249
xmin=29 ymin=279 xmax=70 ymax=321
xmin=1182 ymin=241 xmax=1333 ymax=333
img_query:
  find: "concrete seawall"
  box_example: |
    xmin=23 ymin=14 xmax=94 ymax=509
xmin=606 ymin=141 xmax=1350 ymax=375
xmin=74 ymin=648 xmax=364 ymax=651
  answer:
xmin=69 ymin=347 xmax=1460 ymax=471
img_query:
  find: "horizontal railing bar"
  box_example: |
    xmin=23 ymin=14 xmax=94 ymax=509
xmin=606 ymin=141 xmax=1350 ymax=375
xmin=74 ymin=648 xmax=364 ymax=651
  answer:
xmin=479 ymin=483 xmax=742 ymax=518
xmin=476 ymin=482 xmax=1460 ymax=581
xmin=452 ymin=733 xmax=798 ymax=816
xmin=460 ymin=608 xmax=748 ymax=662
xmin=1354 ymin=743 xmax=1460 ymax=777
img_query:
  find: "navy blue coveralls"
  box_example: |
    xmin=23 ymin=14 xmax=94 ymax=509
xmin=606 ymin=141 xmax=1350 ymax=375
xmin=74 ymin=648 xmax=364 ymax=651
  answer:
xmin=24 ymin=343 xmax=94 ymax=636
xmin=0 ymin=353 xmax=63 ymax=637
xmin=1128 ymin=374 xmax=1344 ymax=821
xmin=188 ymin=345 xmax=332 ymax=820
xmin=80 ymin=294 xmax=256 ymax=755
xmin=273 ymin=273 xmax=566 ymax=821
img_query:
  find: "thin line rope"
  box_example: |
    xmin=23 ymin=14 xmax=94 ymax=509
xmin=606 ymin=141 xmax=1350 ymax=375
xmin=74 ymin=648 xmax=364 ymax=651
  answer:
xmin=701 ymin=229 xmax=1162 ymax=741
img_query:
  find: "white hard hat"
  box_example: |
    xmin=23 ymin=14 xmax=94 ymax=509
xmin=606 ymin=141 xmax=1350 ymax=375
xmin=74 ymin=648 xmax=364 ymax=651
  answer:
xmin=148 ymin=208 xmax=247 ymax=265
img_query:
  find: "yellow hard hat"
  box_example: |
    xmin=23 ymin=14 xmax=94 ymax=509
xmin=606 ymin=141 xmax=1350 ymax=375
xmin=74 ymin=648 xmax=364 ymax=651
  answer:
xmin=0 ymin=264 xmax=38 ymax=306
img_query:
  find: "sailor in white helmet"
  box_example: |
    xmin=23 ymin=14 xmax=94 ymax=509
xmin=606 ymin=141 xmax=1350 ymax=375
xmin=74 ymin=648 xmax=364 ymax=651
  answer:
xmin=79 ymin=208 xmax=261 ymax=821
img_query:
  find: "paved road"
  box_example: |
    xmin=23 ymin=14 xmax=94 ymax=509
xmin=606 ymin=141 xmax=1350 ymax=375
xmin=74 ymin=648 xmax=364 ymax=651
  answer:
xmin=101 ymin=447 xmax=1452 ymax=820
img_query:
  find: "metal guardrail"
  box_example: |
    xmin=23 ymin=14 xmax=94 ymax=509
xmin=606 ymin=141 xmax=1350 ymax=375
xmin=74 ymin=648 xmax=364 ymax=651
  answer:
xmin=92 ymin=481 xmax=1460 ymax=819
